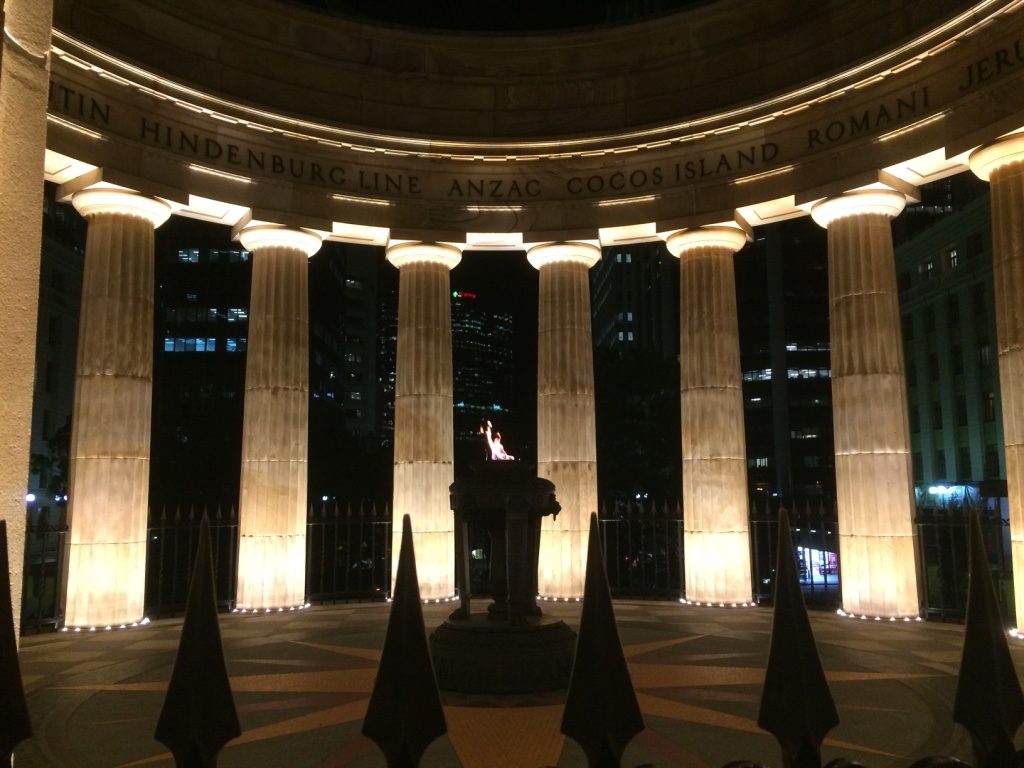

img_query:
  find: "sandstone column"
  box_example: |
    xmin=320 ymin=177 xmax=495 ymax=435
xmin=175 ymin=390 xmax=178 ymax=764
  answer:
xmin=971 ymin=134 xmax=1024 ymax=629
xmin=65 ymin=188 xmax=171 ymax=628
xmin=664 ymin=225 xmax=753 ymax=605
xmin=528 ymin=242 xmax=601 ymax=599
xmin=0 ymin=0 xmax=54 ymax=636
xmin=811 ymin=188 xmax=919 ymax=618
xmin=234 ymin=225 xmax=322 ymax=610
xmin=387 ymin=241 xmax=462 ymax=600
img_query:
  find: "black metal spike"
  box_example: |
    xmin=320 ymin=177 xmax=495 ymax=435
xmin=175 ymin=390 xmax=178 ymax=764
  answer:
xmin=757 ymin=507 xmax=839 ymax=768
xmin=362 ymin=514 xmax=447 ymax=767
xmin=953 ymin=510 xmax=1024 ymax=767
xmin=155 ymin=513 xmax=241 ymax=767
xmin=562 ymin=513 xmax=644 ymax=767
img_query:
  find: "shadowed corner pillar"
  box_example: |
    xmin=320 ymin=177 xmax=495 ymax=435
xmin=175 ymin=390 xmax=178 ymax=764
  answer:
xmin=663 ymin=224 xmax=753 ymax=605
xmin=971 ymin=134 xmax=1024 ymax=630
xmin=235 ymin=224 xmax=323 ymax=610
xmin=387 ymin=241 xmax=462 ymax=600
xmin=65 ymin=188 xmax=171 ymax=628
xmin=528 ymin=241 xmax=601 ymax=599
xmin=0 ymin=0 xmax=54 ymax=637
xmin=811 ymin=188 xmax=920 ymax=618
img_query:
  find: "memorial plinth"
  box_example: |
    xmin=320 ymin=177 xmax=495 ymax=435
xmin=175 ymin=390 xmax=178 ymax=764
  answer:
xmin=429 ymin=463 xmax=576 ymax=694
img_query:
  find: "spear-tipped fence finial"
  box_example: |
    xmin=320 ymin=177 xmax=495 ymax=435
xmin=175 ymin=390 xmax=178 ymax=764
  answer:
xmin=155 ymin=513 xmax=241 ymax=767
xmin=757 ymin=507 xmax=839 ymax=768
xmin=562 ymin=512 xmax=644 ymax=767
xmin=362 ymin=514 xmax=447 ymax=767
xmin=953 ymin=510 xmax=1024 ymax=767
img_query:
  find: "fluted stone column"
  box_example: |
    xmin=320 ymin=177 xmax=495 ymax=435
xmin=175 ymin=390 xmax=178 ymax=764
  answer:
xmin=235 ymin=224 xmax=322 ymax=610
xmin=811 ymin=188 xmax=920 ymax=618
xmin=65 ymin=188 xmax=171 ymax=628
xmin=528 ymin=242 xmax=601 ymax=599
xmin=0 ymin=0 xmax=54 ymax=638
xmin=971 ymin=134 xmax=1024 ymax=629
xmin=664 ymin=225 xmax=753 ymax=605
xmin=387 ymin=241 xmax=462 ymax=600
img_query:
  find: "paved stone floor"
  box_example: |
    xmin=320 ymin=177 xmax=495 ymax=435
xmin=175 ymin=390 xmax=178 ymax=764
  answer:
xmin=13 ymin=600 xmax=1024 ymax=767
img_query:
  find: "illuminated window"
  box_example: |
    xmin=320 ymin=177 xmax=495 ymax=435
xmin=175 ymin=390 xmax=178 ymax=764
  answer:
xmin=945 ymin=246 xmax=959 ymax=269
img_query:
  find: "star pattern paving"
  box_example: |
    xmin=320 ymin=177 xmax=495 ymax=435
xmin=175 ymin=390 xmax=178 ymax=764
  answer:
xmin=13 ymin=601 xmax=1022 ymax=767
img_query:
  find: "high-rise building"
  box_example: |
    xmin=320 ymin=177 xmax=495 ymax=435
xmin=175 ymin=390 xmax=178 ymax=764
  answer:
xmin=450 ymin=288 xmax=515 ymax=464
xmin=307 ymin=242 xmax=384 ymax=502
xmin=150 ymin=218 xmax=252 ymax=509
xmin=895 ymin=188 xmax=1006 ymax=506
xmin=591 ymin=241 xmax=677 ymax=360
xmin=26 ymin=184 xmax=85 ymax=520
xmin=737 ymin=218 xmax=835 ymax=500
xmin=150 ymin=219 xmax=382 ymax=508
xmin=591 ymin=243 xmax=681 ymax=502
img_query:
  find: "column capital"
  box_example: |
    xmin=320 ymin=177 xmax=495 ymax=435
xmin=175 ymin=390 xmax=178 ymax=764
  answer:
xmin=238 ymin=224 xmax=323 ymax=258
xmin=810 ymin=188 xmax=906 ymax=228
xmin=662 ymin=224 xmax=750 ymax=258
xmin=526 ymin=241 xmax=601 ymax=270
xmin=386 ymin=241 xmax=462 ymax=270
xmin=71 ymin=187 xmax=171 ymax=228
xmin=969 ymin=133 xmax=1024 ymax=181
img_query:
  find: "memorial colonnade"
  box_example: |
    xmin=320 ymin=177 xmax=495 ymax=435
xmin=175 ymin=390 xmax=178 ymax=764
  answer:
xmin=3 ymin=0 xmax=1024 ymax=633
xmin=51 ymin=176 xmax=949 ymax=626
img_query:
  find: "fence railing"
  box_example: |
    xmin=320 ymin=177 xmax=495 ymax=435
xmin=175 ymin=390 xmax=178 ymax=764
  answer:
xmin=599 ymin=500 xmax=684 ymax=598
xmin=20 ymin=510 xmax=66 ymax=634
xmin=749 ymin=497 xmax=842 ymax=608
xmin=305 ymin=503 xmax=391 ymax=603
xmin=145 ymin=506 xmax=239 ymax=619
xmin=915 ymin=504 xmax=1013 ymax=620
xmin=18 ymin=496 xmax=1017 ymax=632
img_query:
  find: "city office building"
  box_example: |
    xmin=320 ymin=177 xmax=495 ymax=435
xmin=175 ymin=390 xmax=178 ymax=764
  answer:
xmin=895 ymin=189 xmax=1006 ymax=506
xmin=26 ymin=184 xmax=85 ymax=522
xmin=151 ymin=218 xmax=381 ymax=509
xmin=737 ymin=218 xmax=835 ymax=500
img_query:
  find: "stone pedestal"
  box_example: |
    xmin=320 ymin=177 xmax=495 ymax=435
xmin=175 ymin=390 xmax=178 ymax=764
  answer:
xmin=812 ymin=188 xmax=920 ymax=618
xmin=65 ymin=188 xmax=171 ymax=627
xmin=432 ymin=464 xmax=574 ymax=693
xmin=665 ymin=225 xmax=753 ymax=605
xmin=388 ymin=241 xmax=462 ymax=600
xmin=971 ymin=135 xmax=1024 ymax=629
xmin=430 ymin=616 xmax=576 ymax=694
xmin=235 ymin=224 xmax=321 ymax=610
xmin=529 ymin=242 xmax=601 ymax=599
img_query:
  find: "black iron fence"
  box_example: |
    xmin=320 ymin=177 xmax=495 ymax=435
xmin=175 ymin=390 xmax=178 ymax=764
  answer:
xmin=20 ymin=509 xmax=66 ymax=634
xmin=599 ymin=500 xmax=684 ymax=598
xmin=750 ymin=497 xmax=842 ymax=608
xmin=306 ymin=503 xmax=391 ymax=603
xmin=146 ymin=506 xmax=239 ymax=619
xmin=915 ymin=503 xmax=1013 ymax=620
xmin=17 ymin=495 xmax=1017 ymax=632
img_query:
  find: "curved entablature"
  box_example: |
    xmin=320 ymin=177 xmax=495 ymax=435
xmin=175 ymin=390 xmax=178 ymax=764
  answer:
xmin=45 ymin=0 xmax=1024 ymax=244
